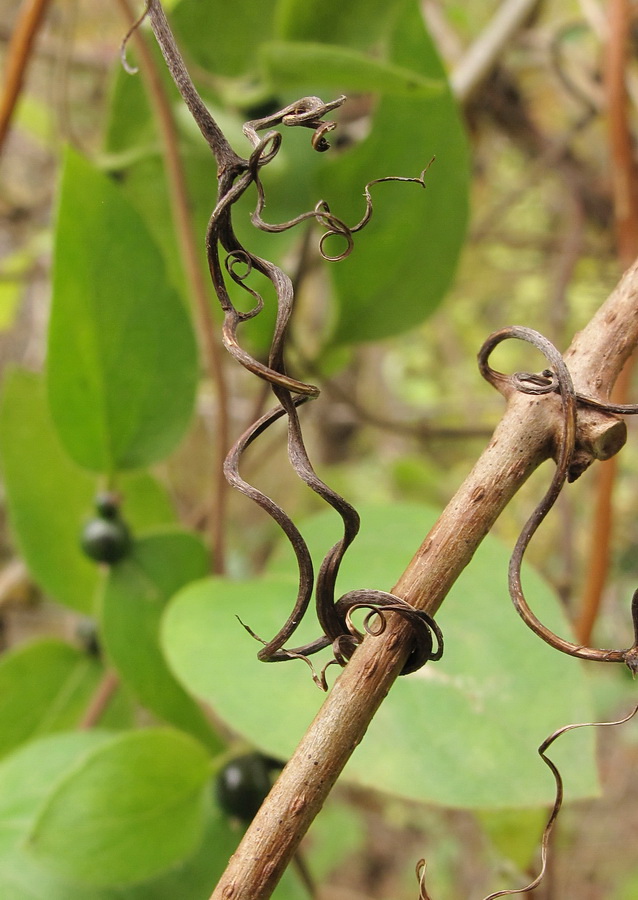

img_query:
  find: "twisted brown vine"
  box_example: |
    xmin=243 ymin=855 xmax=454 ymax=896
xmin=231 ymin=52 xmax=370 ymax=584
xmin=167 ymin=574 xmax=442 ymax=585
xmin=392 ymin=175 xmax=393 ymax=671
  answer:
xmin=214 ymin=106 xmax=441 ymax=685
xmin=135 ymin=9 xmax=638 ymax=897
xmin=446 ymin=325 xmax=638 ymax=898
xmin=138 ymin=0 xmax=443 ymax=687
xmin=479 ymin=326 xmax=638 ymax=672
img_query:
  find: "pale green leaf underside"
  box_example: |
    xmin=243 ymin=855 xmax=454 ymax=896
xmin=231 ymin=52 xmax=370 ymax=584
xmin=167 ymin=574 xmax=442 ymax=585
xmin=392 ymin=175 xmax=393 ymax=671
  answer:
xmin=163 ymin=503 xmax=599 ymax=809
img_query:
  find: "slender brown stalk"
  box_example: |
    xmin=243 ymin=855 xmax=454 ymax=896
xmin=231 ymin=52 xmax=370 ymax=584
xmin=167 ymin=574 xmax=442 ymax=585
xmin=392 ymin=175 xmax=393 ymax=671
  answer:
xmin=209 ymin=262 xmax=638 ymax=899
xmin=576 ymin=0 xmax=638 ymax=644
xmin=78 ymin=669 xmax=120 ymax=730
xmin=0 ymin=0 xmax=53 ymax=155
xmin=114 ymin=0 xmax=231 ymax=573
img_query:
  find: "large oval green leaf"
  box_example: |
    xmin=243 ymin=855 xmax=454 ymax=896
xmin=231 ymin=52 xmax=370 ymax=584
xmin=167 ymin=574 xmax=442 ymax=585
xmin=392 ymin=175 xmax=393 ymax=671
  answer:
xmin=0 ymin=730 xmax=304 ymax=900
xmin=261 ymin=41 xmax=444 ymax=97
xmin=274 ymin=0 xmax=404 ymax=48
xmin=26 ymin=729 xmax=210 ymax=887
xmin=47 ymin=149 xmax=198 ymax=472
xmin=162 ymin=503 xmax=599 ymax=809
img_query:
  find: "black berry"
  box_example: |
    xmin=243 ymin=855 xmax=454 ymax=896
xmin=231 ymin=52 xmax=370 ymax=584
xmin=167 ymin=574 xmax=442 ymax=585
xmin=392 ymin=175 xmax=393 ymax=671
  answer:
xmin=215 ymin=753 xmax=278 ymax=822
xmin=81 ymin=516 xmax=131 ymax=564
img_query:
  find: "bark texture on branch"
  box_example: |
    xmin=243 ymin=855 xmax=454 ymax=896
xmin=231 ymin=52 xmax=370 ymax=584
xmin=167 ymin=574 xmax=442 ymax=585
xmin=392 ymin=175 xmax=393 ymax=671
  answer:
xmin=211 ymin=258 xmax=638 ymax=900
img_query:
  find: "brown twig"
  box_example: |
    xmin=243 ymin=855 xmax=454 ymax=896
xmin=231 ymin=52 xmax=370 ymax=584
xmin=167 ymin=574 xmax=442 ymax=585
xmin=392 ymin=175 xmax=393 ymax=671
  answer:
xmin=114 ymin=0 xmax=231 ymax=573
xmin=0 ymin=0 xmax=53 ymax=156
xmin=135 ymin=6 xmax=638 ymax=895
xmin=576 ymin=0 xmax=638 ymax=645
xmin=77 ymin=669 xmax=120 ymax=730
xmin=209 ymin=262 xmax=638 ymax=898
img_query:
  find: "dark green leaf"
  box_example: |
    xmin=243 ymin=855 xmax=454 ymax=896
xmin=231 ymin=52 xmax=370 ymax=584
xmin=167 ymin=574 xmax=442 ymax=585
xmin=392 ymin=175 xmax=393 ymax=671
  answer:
xmin=319 ymin=1 xmax=469 ymax=343
xmin=47 ymin=149 xmax=198 ymax=472
xmin=101 ymin=532 xmax=222 ymax=752
xmin=171 ymin=0 xmax=278 ymax=78
xmin=274 ymin=0 xmax=404 ymax=49
xmin=261 ymin=42 xmax=443 ymax=97
xmin=162 ymin=503 xmax=599 ymax=809
xmin=27 ymin=729 xmax=211 ymax=886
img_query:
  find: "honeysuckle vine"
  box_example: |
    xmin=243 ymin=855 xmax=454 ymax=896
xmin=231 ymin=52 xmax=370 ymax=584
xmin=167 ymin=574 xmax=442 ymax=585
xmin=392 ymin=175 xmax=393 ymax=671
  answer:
xmin=123 ymin=4 xmax=638 ymax=899
xmin=130 ymin=0 xmax=444 ymax=687
xmin=479 ymin=325 xmax=638 ymax=672
xmin=412 ymin=324 xmax=638 ymax=898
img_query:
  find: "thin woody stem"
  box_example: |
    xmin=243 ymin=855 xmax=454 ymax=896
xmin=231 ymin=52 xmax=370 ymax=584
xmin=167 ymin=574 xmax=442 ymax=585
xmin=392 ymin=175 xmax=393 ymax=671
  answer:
xmin=115 ymin=0 xmax=231 ymax=573
xmin=210 ymin=262 xmax=638 ymax=898
xmin=144 ymin=0 xmax=244 ymax=170
xmin=0 ymin=0 xmax=53 ymax=156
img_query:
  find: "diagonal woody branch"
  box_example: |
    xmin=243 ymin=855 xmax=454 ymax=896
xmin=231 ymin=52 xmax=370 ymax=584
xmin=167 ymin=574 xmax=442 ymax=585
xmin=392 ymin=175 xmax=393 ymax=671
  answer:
xmin=211 ymin=260 xmax=638 ymax=900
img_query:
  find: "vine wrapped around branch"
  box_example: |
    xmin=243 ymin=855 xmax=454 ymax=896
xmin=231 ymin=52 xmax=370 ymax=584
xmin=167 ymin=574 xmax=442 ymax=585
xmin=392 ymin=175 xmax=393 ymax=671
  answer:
xmin=139 ymin=0 xmax=443 ymax=685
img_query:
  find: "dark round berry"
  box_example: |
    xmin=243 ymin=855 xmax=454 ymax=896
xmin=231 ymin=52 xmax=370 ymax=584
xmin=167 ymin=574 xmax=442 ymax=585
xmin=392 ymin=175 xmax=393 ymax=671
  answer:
xmin=80 ymin=516 xmax=131 ymax=564
xmin=215 ymin=753 xmax=276 ymax=822
xmin=94 ymin=492 xmax=121 ymax=520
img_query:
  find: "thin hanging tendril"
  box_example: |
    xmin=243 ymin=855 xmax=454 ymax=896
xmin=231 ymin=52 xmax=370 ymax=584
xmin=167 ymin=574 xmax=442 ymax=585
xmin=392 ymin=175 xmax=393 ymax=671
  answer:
xmin=415 ymin=703 xmax=638 ymax=899
xmin=479 ymin=326 xmax=638 ymax=673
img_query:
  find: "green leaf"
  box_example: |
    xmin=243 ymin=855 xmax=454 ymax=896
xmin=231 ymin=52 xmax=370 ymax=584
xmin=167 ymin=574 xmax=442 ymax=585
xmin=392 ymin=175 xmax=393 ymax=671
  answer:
xmin=101 ymin=532 xmax=222 ymax=752
xmin=262 ymin=42 xmax=443 ymax=97
xmin=320 ymin=0 xmax=469 ymax=343
xmin=47 ymin=148 xmax=198 ymax=472
xmin=0 ymin=639 xmax=110 ymax=759
xmin=117 ymin=470 xmax=178 ymax=532
xmin=0 ymin=731 xmax=237 ymax=900
xmin=274 ymin=0 xmax=404 ymax=49
xmin=0 ymin=369 xmax=178 ymax=612
xmin=171 ymin=0 xmax=278 ymax=78
xmin=0 ymin=733 xmax=354 ymax=899
xmin=0 ymin=731 xmax=114 ymax=856
xmin=162 ymin=503 xmax=599 ymax=809
xmin=27 ymin=729 xmax=211 ymax=887
xmin=0 ymin=369 xmax=99 ymax=612
xmin=478 ymin=808 xmax=547 ymax=869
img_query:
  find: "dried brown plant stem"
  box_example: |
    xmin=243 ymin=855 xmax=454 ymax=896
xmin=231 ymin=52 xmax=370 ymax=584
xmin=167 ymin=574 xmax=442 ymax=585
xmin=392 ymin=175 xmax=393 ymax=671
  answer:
xmin=210 ymin=262 xmax=638 ymax=899
xmin=0 ymin=0 xmax=52 ymax=156
xmin=114 ymin=0 xmax=231 ymax=573
xmin=576 ymin=0 xmax=638 ymax=644
xmin=78 ymin=669 xmax=120 ymax=730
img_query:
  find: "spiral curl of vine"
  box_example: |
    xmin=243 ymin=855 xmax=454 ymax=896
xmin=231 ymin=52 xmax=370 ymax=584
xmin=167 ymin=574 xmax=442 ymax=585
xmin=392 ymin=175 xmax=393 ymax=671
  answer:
xmin=203 ymin=95 xmax=441 ymax=685
xmin=479 ymin=326 xmax=638 ymax=673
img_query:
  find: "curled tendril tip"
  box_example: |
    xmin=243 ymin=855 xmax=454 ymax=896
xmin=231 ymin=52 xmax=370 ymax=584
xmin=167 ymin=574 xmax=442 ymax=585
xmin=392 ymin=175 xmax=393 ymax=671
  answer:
xmin=202 ymin=92 xmax=441 ymax=684
xmin=120 ymin=0 xmax=152 ymax=75
xmin=479 ymin=326 xmax=638 ymax=670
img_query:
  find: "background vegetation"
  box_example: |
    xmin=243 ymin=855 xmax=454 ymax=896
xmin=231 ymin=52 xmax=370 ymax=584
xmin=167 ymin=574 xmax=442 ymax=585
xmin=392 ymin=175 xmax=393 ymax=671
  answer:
xmin=0 ymin=0 xmax=637 ymax=897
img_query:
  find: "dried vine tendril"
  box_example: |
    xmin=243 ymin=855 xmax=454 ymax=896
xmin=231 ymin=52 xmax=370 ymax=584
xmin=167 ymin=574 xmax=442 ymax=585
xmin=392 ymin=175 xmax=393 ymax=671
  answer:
xmin=214 ymin=106 xmax=441 ymax=686
xmin=479 ymin=325 xmax=638 ymax=673
xmin=133 ymin=1 xmax=443 ymax=687
xmin=416 ymin=703 xmax=638 ymax=899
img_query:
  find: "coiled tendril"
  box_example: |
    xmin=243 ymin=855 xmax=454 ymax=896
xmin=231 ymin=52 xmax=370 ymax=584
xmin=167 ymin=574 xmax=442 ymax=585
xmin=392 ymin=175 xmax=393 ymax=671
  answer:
xmin=201 ymin=94 xmax=441 ymax=686
xmin=478 ymin=326 xmax=638 ymax=673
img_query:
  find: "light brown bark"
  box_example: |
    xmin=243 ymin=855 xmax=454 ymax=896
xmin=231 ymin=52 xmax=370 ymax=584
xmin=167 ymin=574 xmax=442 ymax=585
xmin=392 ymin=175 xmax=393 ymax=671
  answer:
xmin=210 ymin=264 xmax=638 ymax=899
